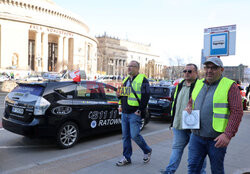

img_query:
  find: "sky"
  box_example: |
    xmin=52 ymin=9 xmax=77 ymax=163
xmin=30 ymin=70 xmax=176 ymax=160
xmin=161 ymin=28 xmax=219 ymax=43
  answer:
xmin=53 ymin=0 xmax=250 ymax=68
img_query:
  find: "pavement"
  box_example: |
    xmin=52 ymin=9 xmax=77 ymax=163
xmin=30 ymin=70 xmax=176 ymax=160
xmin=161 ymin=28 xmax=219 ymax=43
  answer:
xmin=6 ymin=110 xmax=250 ymax=174
xmin=73 ymin=110 xmax=250 ymax=174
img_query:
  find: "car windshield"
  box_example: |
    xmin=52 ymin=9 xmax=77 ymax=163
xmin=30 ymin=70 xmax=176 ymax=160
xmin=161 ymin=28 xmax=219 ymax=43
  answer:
xmin=150 ymin=87 xmax=170 ymax=97
xmin=12 ymin=84 xmax=44 ymax=96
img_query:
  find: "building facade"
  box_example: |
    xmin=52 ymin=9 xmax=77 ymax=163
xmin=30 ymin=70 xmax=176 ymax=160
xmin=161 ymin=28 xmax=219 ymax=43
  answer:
xmin=0 ymin=0 xmax=97 ymax=78
xmin=96 ymin=34 xmax=161 ymax=78
xmin=146 ymin=59 xmax=165 ymax=79
xmin=223 ymin=64 xmax=249 ymax=83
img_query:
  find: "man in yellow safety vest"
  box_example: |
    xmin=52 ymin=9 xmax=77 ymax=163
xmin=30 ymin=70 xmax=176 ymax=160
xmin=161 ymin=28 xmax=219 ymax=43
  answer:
xmin=186 ymin=57 xmax=243 ymax=174
xmin=116 ymin=60 xmax=152 ymax=166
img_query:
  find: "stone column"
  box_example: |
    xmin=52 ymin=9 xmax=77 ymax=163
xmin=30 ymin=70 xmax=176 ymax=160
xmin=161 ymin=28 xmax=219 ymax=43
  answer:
xmin=114 ymin=59 xmax=117 ymax=76
xmin=57 ymin=36 xmax=63 ymax=72
xmin=63 ymin=37 xmax=69 ymax=71
xmin=42 ymin=33 xmax=48 ymax=72
xmin=35 ymin=31 xmax=42 ymax=72
xmin=68 ymin=38 xmax=74 ymax=70
xmin=84 ymin=41 xmax=88 ymax=72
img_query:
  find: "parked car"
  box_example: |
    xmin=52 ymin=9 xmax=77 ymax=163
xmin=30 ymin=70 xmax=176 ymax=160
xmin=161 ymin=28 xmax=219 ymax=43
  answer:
xmin=61 ymin=70 xmax=87 ymax=80
xmin=148 ymin=78 xmax=157 ymax=86
xmin=242 ymin=86 xmax=249 ymax=110
xmin=2 ymin=80 xmax=149 ymax=148
xmin=148 ymin=85 xmax=175 ymax=119
xmin=0 ymin=74 xmax=10 ymax=82
xmin=158 ymin=80 xmax=172 ymax=86
xmin=25 ymin=74 xmax=43 ymax=81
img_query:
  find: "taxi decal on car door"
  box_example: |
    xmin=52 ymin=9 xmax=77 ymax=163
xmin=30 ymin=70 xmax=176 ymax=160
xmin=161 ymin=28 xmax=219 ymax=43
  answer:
xmin=88 ymin=110 xmax=121 ymax=128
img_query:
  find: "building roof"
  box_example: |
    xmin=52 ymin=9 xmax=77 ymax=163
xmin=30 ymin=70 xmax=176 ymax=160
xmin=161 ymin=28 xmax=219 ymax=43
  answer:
xmin=0 ymin=0 xmax=93 ymax=37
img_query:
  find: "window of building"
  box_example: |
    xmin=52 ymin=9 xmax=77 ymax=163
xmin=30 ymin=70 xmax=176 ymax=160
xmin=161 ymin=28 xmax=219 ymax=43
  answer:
xmin=48 ymin=42 xmax=58 ymax=71
xmin=28 ymin=40 xmax=35 ymax=71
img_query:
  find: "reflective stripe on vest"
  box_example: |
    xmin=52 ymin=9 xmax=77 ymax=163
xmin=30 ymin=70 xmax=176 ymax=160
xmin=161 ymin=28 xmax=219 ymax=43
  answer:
xmin=192 ymin=77 xmax=234 ymax=132
xmin=122 ymin=74 xmax=146 ymax=106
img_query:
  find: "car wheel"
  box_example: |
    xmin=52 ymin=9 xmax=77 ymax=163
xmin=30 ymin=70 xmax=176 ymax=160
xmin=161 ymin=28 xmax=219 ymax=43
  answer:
xmin=56 ymin=121 xmax=79 ymax=149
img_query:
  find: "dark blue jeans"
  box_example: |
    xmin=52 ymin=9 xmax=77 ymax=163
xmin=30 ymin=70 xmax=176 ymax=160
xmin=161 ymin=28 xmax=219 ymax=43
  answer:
xmin=165 ymin=129 xmax=206 ymax=174
xmin=121 ymin=113 xmax=152 ymax=162
xmin=188 ymin=133 xmax=227 ymax=174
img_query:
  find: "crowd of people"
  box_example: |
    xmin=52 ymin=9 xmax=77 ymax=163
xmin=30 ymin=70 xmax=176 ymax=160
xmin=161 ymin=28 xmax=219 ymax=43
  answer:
xmin=116 ymin=58 xmax=244 ymax=174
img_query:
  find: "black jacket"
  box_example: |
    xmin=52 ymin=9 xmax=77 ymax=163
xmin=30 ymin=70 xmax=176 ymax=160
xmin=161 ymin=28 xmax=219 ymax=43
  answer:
xmin=120 ymin=75 xmax=150 ymax=117
xmin=170 ymin=79 xmax=197 ymax=127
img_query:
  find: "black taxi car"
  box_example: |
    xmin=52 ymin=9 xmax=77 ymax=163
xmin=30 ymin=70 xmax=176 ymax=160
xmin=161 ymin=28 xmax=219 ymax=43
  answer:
xmin=2 ymin=81 xmax=149 ymax=148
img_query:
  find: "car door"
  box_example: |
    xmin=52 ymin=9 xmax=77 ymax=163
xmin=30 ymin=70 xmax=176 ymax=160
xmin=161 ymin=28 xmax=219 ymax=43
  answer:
xmin=72 ymin=81 xmax=108 ymax=135
xmin=99 ymin=83 xmax=120 ymax=131
xmin=51 ymin=83 xmax=76 ymax=124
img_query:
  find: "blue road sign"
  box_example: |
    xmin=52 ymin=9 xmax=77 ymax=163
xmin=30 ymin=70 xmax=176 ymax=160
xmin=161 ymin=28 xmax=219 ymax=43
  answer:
xmin=210 ymin=32 xmax=228 ymax=56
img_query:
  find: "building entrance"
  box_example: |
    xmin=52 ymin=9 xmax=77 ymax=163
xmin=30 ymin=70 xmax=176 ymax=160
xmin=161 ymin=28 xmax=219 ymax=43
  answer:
xmin=48 ymin=42 xmax=58 ymax=72
xmin=28 ymin=40 xmax=35 ymax=71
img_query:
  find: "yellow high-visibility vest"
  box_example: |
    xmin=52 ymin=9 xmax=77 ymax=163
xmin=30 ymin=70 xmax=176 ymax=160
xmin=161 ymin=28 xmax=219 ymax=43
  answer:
xmin=119 ymin=74 xmax=146 ymax=106
xmin=171 ymin=79 xmax=184 ymax=116
xmin=192 ymin=77 xmax=234 ymax=132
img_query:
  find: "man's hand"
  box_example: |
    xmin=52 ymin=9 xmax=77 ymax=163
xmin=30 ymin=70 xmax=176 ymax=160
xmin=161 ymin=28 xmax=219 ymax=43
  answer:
xmin=185 ymin=98 xmax=193 ymax=114
xmin=214 ymin=133 xmax=231 ymax=148
xmin=116 ymin=87 xmax=121 ymax=97
xmin=185 ymin=105 xmax=192 ymax=114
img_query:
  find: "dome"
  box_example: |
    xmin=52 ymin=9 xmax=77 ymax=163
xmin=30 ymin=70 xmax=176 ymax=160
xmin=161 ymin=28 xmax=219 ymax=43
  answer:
xmin=40 ymin=0 xmax=55 ymax=4
xmin=0 ymin=0 xmax=91 ymax=34
xmin=17 ymin=0 xmax=61 ymax=10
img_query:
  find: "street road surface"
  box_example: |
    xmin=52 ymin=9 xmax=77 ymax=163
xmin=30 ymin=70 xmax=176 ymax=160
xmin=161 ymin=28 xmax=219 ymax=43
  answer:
xmin=0 ymin=92 xmax=171 ymax=173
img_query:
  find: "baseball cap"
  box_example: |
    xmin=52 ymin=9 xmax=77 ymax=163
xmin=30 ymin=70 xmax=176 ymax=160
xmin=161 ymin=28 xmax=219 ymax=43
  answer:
xmin=204 ymin=57 xmax=223 ymax=67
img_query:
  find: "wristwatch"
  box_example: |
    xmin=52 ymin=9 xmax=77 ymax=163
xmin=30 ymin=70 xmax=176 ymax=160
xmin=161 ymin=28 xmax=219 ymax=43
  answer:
xmin=136 ymin=110 xmax=141 ymax=114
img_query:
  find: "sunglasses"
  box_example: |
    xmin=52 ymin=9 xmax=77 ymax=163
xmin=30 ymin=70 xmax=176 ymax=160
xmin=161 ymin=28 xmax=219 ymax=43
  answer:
xmin=183 ymin=70 xmax=193 ymax=73
xmin=127 ymin=65 xmax=137 ymax=68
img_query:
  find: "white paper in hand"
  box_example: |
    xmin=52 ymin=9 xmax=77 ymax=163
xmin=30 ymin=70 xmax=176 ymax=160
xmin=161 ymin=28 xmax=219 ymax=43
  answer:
xmin=182 ymin=110 xmax=200 ymax=129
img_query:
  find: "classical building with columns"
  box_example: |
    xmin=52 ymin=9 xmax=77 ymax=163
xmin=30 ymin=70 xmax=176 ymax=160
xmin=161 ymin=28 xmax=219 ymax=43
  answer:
xmin=96 ymin=34 xmax=162 ymax=79
xmin=146 ymin=59 xmax=166 ymax=80
xmin=0 ymin=0 xmax=97 ymax=78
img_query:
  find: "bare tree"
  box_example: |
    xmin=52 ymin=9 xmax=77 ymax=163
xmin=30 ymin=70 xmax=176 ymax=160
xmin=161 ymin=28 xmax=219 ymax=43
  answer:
xmin=165 ymin=57 xmax=185 ymax=80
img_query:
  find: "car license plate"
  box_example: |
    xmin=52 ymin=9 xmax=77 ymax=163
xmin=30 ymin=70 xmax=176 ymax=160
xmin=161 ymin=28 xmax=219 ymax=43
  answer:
xmin=150 ymin=100 xmax=157 ymax=104
xmin=12 ymin=107 xmax=24 ymax=115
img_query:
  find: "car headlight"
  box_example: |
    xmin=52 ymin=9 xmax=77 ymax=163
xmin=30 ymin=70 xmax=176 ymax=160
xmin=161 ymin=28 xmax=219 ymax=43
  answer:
xmin=4 ymin=95 xmax=11 ymax=108
xmin=158 ymin=99 xmax=170 ymax=106
xmin=158 ymin=99 xmax=168 ymax=103
xmin=34 ymin=97 xmax=51 ymax=115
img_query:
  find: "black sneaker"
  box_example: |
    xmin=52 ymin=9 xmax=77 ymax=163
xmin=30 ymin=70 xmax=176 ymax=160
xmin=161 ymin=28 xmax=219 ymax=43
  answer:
xmin=116 ymin=156 xmax=131 ymax=166
xmin=143 ymin=150 xmax=152 ymax=163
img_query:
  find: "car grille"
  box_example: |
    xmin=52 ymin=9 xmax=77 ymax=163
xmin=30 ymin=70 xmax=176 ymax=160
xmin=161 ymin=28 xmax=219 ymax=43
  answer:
xmin=148 ymin=104 xmax=164 ymax=110
xmin=148 ymin=106 xmax=165 ymax=114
